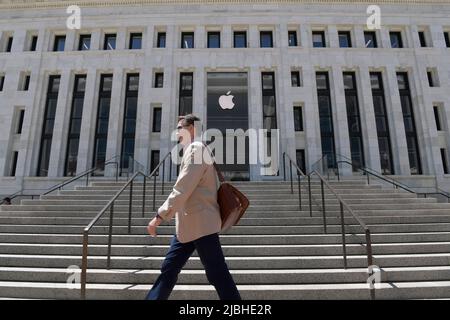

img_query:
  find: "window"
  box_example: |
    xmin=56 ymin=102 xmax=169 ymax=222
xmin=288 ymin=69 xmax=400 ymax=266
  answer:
xmin=207 ymin=32 xmax=220 ymax=48
xmin=312 ymin=31 xmax=325 ymax=48
xmin=179 ymin=73 xmax=193 ymax=115
xmin=17 ymin=109 xmax=25 ymax=134
xmin=234 ymin=31 xmax=247 ymax=48
xmin=444 ymin=32 xmax=450 ymax=48
xmin=157 ymin=32 xmax=166 ymax=48
xmin=291 ymin=71 xmax=301 ymax=87
xmin=92 ymin=74 xmax=113 ymax=174
xmin=434 ymin=106 xmax=442 ymax=131
xmin=152 ymin=107 xmax=162 ymax=132
xmin=9 ymin=151 xmax=18 ymax=177
xmin=418 ymin=31 xmax=427 ymax=47
xmin=316 ymin=72 xmax=336 ymax=168
xmin=293 ymin=106 xmax=303 ymax=131
xmin=121 ymin=74 xmax=140 ymax=172
xmin=53 ymin=35 xmax=66 ymax=52
xmin=64 ymin=75 xmax=87 ymax=176
xmin=30 ymin=35 xmax=38 ymax=51
xmin=427 ymin=69 xmax=438 ymax=87
xmin=441 ymin=149 xmax=449 ymax=174
xmin=397 ymin=72 xmax=421 ymax=174
xmin=37 ymin=75 xmax=60 ymax=176
xmin=150 ymin=150 xmax=160 ymax=175
xmin=288 ymin=31 xmax=298 ymax=46
xmin=260 ymin=31 xmax=273 ymax=48
xmin=6 ymin=36 xmax=13 ymax=52
xmin=390 ymin=31 xmax=403 ymax=48
xmin=104 ymin=34 xmax=116 ymax=50
xmin=364 ymin=31 xmax=377 ymax=48
xmin=0 ymin=75 xmax=4 ymax=91
xmin=181 ymin=32 xmax=194 ymax=48
xmin=154 ymin=72 xmax=164 ymax=88
xmin=129 ymin=33 xmax=142 ymax=49
xmin=343 ymin=72 xmax=364 ymax=168
xmin=296 ymin=149 xmax=306 ymax=174
xmin=22 ymin=74 xmax=30 ymax=91
xmin=261 ymin=72 xmax=277 ymax=158
xmin=338 ymin=31 xmax=352 ymax=48
xmin=78 ymin=34 xmax=91 ymax=51
xmin=371 ymin=72 xmax=394 ymax=174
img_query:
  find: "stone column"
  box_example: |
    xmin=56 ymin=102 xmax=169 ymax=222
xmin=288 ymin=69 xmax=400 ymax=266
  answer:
xmin=105 ymin=68 xmax=125 ymax=177
xmin=76 ymin=69 xmax=98 ymax=173
xmin=330 ymin=65 xmax=351 ymax=175
xmin=358 ymin=66 xmax=381 ymax=171
xmin=384 ymin=67 xmax=410 ymax=175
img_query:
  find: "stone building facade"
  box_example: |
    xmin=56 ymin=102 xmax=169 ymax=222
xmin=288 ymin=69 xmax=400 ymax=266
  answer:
xmin=0 ymin=0 xmax=450 ymax=192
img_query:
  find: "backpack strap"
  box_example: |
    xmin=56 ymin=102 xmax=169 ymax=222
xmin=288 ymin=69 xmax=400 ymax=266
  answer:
xmin=202 ymin=143 xmax=225 ymax=183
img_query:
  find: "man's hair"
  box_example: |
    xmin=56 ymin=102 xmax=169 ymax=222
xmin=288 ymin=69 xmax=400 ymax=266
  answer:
xmin=178 ymin=114 xmax=200 ymax=127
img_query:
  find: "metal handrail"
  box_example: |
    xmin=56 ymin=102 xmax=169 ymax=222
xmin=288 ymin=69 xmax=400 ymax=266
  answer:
xmin=80 ymin=151 xmax=172 ymax=299
xmin=336 ymin=160 xmax=415 ymax=194
xmin=336 ymin=159 xmax=450 ymax=202
xmin=310 ymin=169 xmax=375 ymax=300
xmin=42 ymin=160 xmax=119 ymax=195
xmin=282 ymin=152 xmax=309 ymax=215
xmin=0 ymin=190 xmax=39 ymax=205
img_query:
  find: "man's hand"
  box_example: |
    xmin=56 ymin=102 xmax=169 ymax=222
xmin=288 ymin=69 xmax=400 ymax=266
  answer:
xmin=147 ymin=216 xmax=162 ymax=237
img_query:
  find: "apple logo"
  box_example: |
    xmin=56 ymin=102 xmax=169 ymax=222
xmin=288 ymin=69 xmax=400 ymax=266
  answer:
xmin=219 ymin=91 xmax=235 ymax=110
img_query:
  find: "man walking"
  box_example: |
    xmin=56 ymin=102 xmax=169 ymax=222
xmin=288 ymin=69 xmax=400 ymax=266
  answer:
xmin=146 ymin=114 xmax=241 ymax=300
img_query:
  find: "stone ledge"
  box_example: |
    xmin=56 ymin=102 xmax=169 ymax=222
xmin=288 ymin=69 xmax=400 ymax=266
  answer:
xmin=0 ymin=0 xmax=449 ymax=10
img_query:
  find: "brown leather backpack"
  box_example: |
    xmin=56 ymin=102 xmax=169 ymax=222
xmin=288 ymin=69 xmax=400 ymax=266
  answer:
xmin=203 ymin=144 xmax=250 ymax=232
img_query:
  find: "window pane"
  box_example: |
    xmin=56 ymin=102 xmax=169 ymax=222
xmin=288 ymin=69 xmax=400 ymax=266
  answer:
xmin=181 ymin=75 xmax=193 ymax=90
xmin=260 ymin=32 xmax=273 ymax=47
xmin=263 ymin=96 xmax=276 ymax=116
xmin=208 ymin=32 xmax=220 ymax=48
xmin=312 ymin=32 xmax=325 ymax=47
xmin=316 ymin=74 xmax=328 ymax=89
xmin=127 ymin=76 xmax=139 ymax=91
xmin=182 ymin=33 xmax=194 ymax=48
xmin=370 ymin=73 xmax=381 ymax=89
xmin=339 ymin=32 xmax=351 ymax=47
xmin=101 ymin=76 xmax=113 ymax=91
xmin=343 ymin=73 xmax=355 ymax=89
xmin=262 ymin=74 xmax=274 ymax=90
xmin=157 ymin=33 xmax=166 ymax=48
xmin=130 ymin=33 xmax=142 ymax=49
xmin=364 ymin=32 xmax=376 ymax=48
xmin=234 ymin=32 xmax=246 ymax=48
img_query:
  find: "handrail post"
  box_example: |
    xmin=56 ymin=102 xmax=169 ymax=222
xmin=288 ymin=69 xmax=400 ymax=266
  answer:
xmin=153 ymin=173 xmax=157 ymax=211
xmin=107 ymin=203 xmax=114 ymax=269
xmin=297 ymin=171 xmax=302 ymax=211
xmin=289 ymin=161 xmax=293 ymax=194
xmin=367 ymin=171 xmax=370 ymax=185
xmin=128 ymin=180 xmax=133 ymax=234
xmin=336 ymin=161 xmax=340 ymax=181
xmin=115 ymin=163 xmax=118 ymax=182
xmin=308 ymin=175 xmax=312 ymax=217
xmin=80 ymin=230 xmax=89 ymax=300
xmin=169 ymin=152 xmax=172 ymax=181
xmin=142 ymin=176 xmax=146 ymax=218
xmin=321 ymin=179 xmax=327 ymax=233
xmin=283 ymin=153 xmax=286 ymax=181
xmin=86 ymin=173 xmax=89 ymax=187
xmin=339 ymin=202 xmax=347 ymax=269
xmin=365 ymin=229 xmax=375 ymax=300
xmin=162 ymin=160 xmax=165 ymax=195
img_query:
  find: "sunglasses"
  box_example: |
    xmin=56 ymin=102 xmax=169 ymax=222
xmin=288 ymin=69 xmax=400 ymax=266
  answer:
xmin=176 ymin=124 xmax=191 ymax=130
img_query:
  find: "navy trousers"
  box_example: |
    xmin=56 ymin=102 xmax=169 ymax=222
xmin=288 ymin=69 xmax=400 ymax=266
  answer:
xmin=145 ymin=232 xmax=241 ymax=300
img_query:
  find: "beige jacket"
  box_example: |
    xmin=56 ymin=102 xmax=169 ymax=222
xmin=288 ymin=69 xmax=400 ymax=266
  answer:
xmin=157 ymin=141 xmax=222 ymax=243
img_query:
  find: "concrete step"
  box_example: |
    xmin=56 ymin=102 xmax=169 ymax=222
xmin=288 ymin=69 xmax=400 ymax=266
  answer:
xmin=2 ymin=232 xmax=450 ymax=245
xmin=2 ymin=223 xmax=450 ymax=235
xmin=0 ymin=242 xmax=449 ymax=256
xmin=34 ymin=197 xmax=437 ymax=206
xmin=1 ymin=266 xmax=450 ymax=285
xmin=3 ymin=214 xmax=450 ymax=226
xmin=1 ymin=280 xmax=450 ymax=299
xmin=1 ymin=253 xmax=450 ymax=269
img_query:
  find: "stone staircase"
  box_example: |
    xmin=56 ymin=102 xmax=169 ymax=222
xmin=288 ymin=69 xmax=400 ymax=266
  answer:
xmin=1 ymin=179 xmax=450 ymax=299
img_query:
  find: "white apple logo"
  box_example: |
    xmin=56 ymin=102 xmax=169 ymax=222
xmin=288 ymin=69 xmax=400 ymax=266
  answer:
xmin=219 ymin=91 xmax=235 ymax=110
